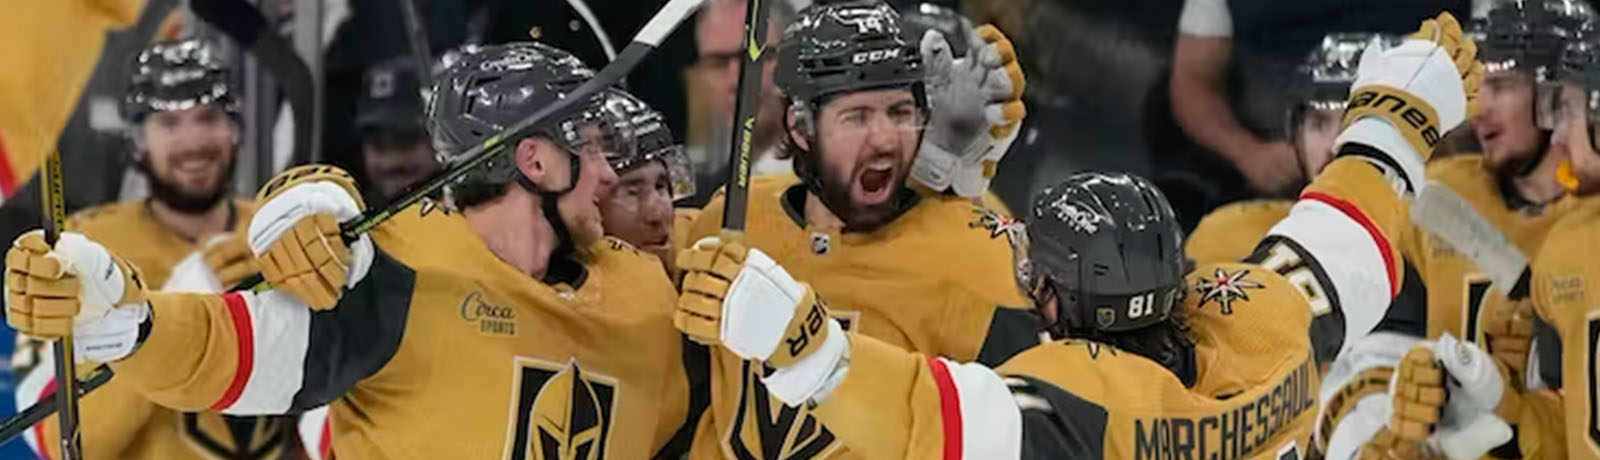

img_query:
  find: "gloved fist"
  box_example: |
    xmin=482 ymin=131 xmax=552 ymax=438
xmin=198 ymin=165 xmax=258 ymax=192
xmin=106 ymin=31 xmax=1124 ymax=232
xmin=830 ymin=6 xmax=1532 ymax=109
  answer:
xmin=202 ymin=233 xmax=256 ymax=289
xmin=250 ymin=165 xmax=374 ymax=310
xmin=675 ymin=237 xmax=831 ymax=367
xmin=1337 ymin=12 xmax=1483 ymax=193
xmin=913 ymin=23 xmax=1027 ymax=198
xmin=5 ymin=231 xmax=150 ymax=363
xmin=1382 ymin=334 xmax=1513 ymax=460
xmin=1482 ymin=299 xmax=1534 ymax=386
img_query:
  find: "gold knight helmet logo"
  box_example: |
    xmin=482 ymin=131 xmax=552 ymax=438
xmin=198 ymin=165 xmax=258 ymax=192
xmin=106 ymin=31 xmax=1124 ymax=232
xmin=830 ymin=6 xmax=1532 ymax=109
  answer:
xmin=508 ymin=359 xmax=617 ymax=460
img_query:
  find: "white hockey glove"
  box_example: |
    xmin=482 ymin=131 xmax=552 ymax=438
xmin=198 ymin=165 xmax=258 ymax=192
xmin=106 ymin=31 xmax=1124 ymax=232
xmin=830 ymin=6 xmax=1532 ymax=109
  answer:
xmin=913 ymin=24 xmax=1027 ymax=198
xmin=1335 ymin=13 xmax=1482 ymax=194
xmin=249 ymin=165 xmax=374 ymax=310
xmin=1372 ymin=333 xmax=1512 ymax=460
xmin=5 ymin=230 xmax=150 ymax=363
xmin=675 ymin=236 xmax=849 ymax=406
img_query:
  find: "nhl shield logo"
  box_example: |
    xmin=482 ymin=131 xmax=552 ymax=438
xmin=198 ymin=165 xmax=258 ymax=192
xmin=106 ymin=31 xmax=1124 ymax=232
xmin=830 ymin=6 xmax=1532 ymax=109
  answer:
xmin=810 ymin=233 xmax=831 ymax=255
xmin=506 ymin=358 xmax=618 ymax=460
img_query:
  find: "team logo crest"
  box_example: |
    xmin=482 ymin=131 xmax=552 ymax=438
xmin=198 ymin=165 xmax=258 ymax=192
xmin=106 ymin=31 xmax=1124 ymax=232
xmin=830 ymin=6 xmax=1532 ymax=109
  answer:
xmin=507 ymin=358 xmax=618 ymax=460
xmin=1195 ymin=268 xmax=1264 ymax=315
xmin=180 ymin=413 xmax=291 ymax=459
xmin=726 ymin=315 xmax=859 ymax=460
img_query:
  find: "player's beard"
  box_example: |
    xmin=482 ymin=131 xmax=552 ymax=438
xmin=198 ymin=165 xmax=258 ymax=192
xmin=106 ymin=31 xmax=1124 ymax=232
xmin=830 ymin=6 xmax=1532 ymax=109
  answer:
xmin=138 ymin=146 xmax=236 ymax=214
xmin=815 ymin=150 xmax=912 ymax=232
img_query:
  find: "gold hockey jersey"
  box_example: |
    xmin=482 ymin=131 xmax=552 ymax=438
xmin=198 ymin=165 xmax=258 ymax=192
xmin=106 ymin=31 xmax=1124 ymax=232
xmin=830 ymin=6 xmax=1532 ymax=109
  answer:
xmin=1528 ymin=200 xmax=1600 ymax=459
xmin=684 ymin=176 xmax=1037 ymax=460
xmin=107 ymin=202 xmax=701 ymax=460
xmin=15 ymin=199 xmax=293 ymax=460
xmin=1403 ymin=155 xmax=1573 ymax=344
xmin=805 ymin=260 xmax=1326 ymax=460
xmin=1186 ymin=200 xmax=1292 ymax=265
xmin=784 ymin=156 xmax=1408 ymax=460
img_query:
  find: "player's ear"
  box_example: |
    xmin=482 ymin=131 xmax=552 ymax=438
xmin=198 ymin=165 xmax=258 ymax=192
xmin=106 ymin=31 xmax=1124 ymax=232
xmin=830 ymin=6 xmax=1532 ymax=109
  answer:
xmin=786 ymin=104 xmax=811 ymax=151
xmin=515 ymin=137 xmax=547 ymax=183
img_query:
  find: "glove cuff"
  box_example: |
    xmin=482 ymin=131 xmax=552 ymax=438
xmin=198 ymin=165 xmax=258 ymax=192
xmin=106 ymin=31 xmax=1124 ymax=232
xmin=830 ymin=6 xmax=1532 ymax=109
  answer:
xmin=1335 ymin=118 xmax=1427 ymax=196
xmin=765 ymin=288 xmax=835 ymax=368
xmin=762 ymin=319 xmax=849 ymax=406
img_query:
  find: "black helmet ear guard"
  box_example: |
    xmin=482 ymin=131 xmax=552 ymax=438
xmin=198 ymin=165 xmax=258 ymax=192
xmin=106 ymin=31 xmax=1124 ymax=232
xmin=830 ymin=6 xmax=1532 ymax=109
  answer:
xmin=1026 ymin=172 xmax=1188 ymax=334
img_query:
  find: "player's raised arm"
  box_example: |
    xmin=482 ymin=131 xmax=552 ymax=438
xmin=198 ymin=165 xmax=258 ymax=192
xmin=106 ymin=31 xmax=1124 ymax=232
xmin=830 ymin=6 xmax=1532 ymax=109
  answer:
xmin=4 ymin=165 xmax=381 ymax=414
xmin=1256 ymin=13 xmax=1481 ymax=360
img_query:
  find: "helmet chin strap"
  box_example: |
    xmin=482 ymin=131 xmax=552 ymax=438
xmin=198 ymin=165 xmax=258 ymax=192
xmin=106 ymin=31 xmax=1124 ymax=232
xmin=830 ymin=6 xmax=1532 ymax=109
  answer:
xmin=513 ymin=154 xmax=584 ymax=269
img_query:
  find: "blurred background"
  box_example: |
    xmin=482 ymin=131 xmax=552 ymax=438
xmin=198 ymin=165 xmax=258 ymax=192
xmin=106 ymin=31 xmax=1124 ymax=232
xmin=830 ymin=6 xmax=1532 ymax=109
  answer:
xmin=0 ymin=0 xmax=1506 ymax=456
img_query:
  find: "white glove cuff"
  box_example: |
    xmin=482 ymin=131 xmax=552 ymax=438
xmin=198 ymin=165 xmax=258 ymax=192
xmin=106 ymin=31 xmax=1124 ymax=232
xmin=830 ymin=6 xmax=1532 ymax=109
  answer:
xmin=1334 ymin=118 xmax=1427 ymax=195
xmin=1433 ymin=333 xmax=1504 ymax=411
xmin=722 ymin=247 xmax=808 ymax=361
xmin=248 ymin=181 xmax=363 ymax=255
xmin=912 ymin=140 xmax=960 ymax=193
xmin=75 ymin=301 xmax=150 ymax=363
xmin=762 ymin=319 xmax=849 ymax=406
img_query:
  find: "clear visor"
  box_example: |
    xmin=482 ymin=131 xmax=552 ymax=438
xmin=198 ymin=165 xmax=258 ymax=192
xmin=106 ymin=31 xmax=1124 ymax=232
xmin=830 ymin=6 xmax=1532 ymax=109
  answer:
xmin=1537 ymin=80 xmax=1566 ymax=130
xmin=561 ymin=104 xmax=636 ymax=161
xmin=818 ymin=104 xmax=928 ymax=148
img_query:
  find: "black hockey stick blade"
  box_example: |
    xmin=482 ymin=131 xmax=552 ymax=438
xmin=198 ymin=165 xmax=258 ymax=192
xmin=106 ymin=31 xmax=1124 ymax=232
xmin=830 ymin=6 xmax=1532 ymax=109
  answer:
xmin=719 ymin=0 xmax=772 ymax=238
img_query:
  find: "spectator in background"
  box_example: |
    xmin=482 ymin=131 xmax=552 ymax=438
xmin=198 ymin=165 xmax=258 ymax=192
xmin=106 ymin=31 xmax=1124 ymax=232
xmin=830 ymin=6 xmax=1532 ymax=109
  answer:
xmin=1168 ymin=0 xmax=1467 ymax=197
xmin=685 ymin=0 xmax=799 ymax=205
xmin=353 ymin=58 xmax=438 ymax=207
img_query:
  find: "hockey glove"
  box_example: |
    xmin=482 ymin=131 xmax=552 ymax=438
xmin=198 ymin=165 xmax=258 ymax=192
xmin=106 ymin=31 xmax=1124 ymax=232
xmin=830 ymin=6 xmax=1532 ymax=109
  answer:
xmin=5 ymin=230 xmax=150 ymax=363
xmin=913 ymin=24 xmax=1027 ymax=198
xmin=249 ymin=165 xmax=373 ymax=310
xmin=1336 ymin=12 xmax=1483 ymax=194
xmin=1482 ymin=298 xmax=1533 ymax=392
xmin=202 ymin=233 xmax=257 ymax=289
xmin=1381 ymin=333 xmax=1513 ymax=460
xmin=676 ymin=237 xmax=850 ymax=404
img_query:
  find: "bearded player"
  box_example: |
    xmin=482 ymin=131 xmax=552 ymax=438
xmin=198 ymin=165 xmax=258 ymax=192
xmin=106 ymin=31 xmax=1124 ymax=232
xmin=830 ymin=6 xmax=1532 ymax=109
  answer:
xmin=680 ymin=2 xmax=1033 ymax=459
xmin=7 ymin=38 xmax=296 ymax=460
xmin=5 ymin=42 xmax=703 ymax=460
xmin=1186 ymin=32 xmax=1375 ymax=264
xmin=674 ymin=13 xmax=1516 ymax=460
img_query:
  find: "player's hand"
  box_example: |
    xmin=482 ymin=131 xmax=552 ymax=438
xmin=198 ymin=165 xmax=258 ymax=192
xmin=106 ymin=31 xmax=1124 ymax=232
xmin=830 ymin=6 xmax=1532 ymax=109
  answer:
xmin=249 ymin=165 xmax=373 ymax=310
xmin=676 ymin=236 xmax=850 ymax=406
xmin=1383 ymin=333 xmax=1512 ymax=460
xmin=1482 ymin=299 xmax=1534 ymax=387
xmin=912 ymin=24 xmax=1026 ymax=197
xmin=5 ymin=230 xmax=151 ymax=363
xmin=1337 ymin=13 xmax=1482 ymax=195
xmin=202 ymin=233 xmax=256 ymax=289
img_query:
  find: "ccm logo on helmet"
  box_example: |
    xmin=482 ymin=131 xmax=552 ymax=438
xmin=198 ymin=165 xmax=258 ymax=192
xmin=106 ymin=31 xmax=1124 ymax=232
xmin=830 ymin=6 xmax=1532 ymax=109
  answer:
xmin=852 ymin=48 xmax=903 ymax=65
xmin=1347 ymin=89 xmax=1441 ymax=147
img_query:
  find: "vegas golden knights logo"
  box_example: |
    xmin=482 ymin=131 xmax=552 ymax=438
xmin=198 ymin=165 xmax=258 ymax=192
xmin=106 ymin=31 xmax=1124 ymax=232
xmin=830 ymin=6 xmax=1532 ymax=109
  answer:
xmin=507 ymin=359 xmax=618 ymax=460
xmin=727 ymin=361 xmax=839 ymax=460
xmin=180 ymin=413 xmax=291 ymax=460
xmin=726 ymin=313 xmax=858 ymax=460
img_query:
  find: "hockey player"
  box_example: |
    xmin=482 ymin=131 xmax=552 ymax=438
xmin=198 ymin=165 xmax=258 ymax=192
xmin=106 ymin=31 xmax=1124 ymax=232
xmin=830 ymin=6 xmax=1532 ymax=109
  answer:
xmin=598 ymin=89 xmax=696 ymax=277
xmin=679 ymin=2 xmax=1034 ymax=459
xmin=1518 ymin=29 xmax=1600 ymax=459
xmin=674 ymin=12 xmax=1513 ymax=460
xmin=1186 ymin=32 xmax=1373 ymax=264
xmin=5 ymin=42 xmax=702 ymax=460
xmin=8 ymin=38 xmax=294 ymax=460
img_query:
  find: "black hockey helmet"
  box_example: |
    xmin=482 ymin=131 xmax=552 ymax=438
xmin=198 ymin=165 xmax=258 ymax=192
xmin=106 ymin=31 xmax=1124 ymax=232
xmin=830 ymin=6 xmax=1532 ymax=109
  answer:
xmin=1559 ymin=28 xmax=1600 ymax=151
xmin=426 ymin=42 xmax=630 ymax=205
xmin=775 ymin=0 xmax=925 ymax=105
xmin=599 ymin=89 xmax=695 ymax=200
xmin=1024 ymin=172 xmax=1187 ymax=334
xmin=1478 ymin=0 xmax=1596 ymax=129
xmin=897 ymin=3 xmax=972 ymax=60
xmin=123 ymin=39 xmax=237 ymax=123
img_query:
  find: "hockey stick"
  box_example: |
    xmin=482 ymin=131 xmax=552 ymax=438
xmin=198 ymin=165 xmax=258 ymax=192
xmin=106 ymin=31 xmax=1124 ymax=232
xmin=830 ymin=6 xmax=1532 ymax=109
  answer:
xmin=1410 ymin=181 xmax=1534 ymax=300
xmin=38 ymin=148 xmax=82 ymax=459
xmin=719 ymin=0 xmax=772 ymax=237
xmin=394 ymin=0 xmax=435 ymax=89
xmin=0 ymin=0 xmax=707 ymax=445
xmin=0 ymin=368 xmax=114 ymax=449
